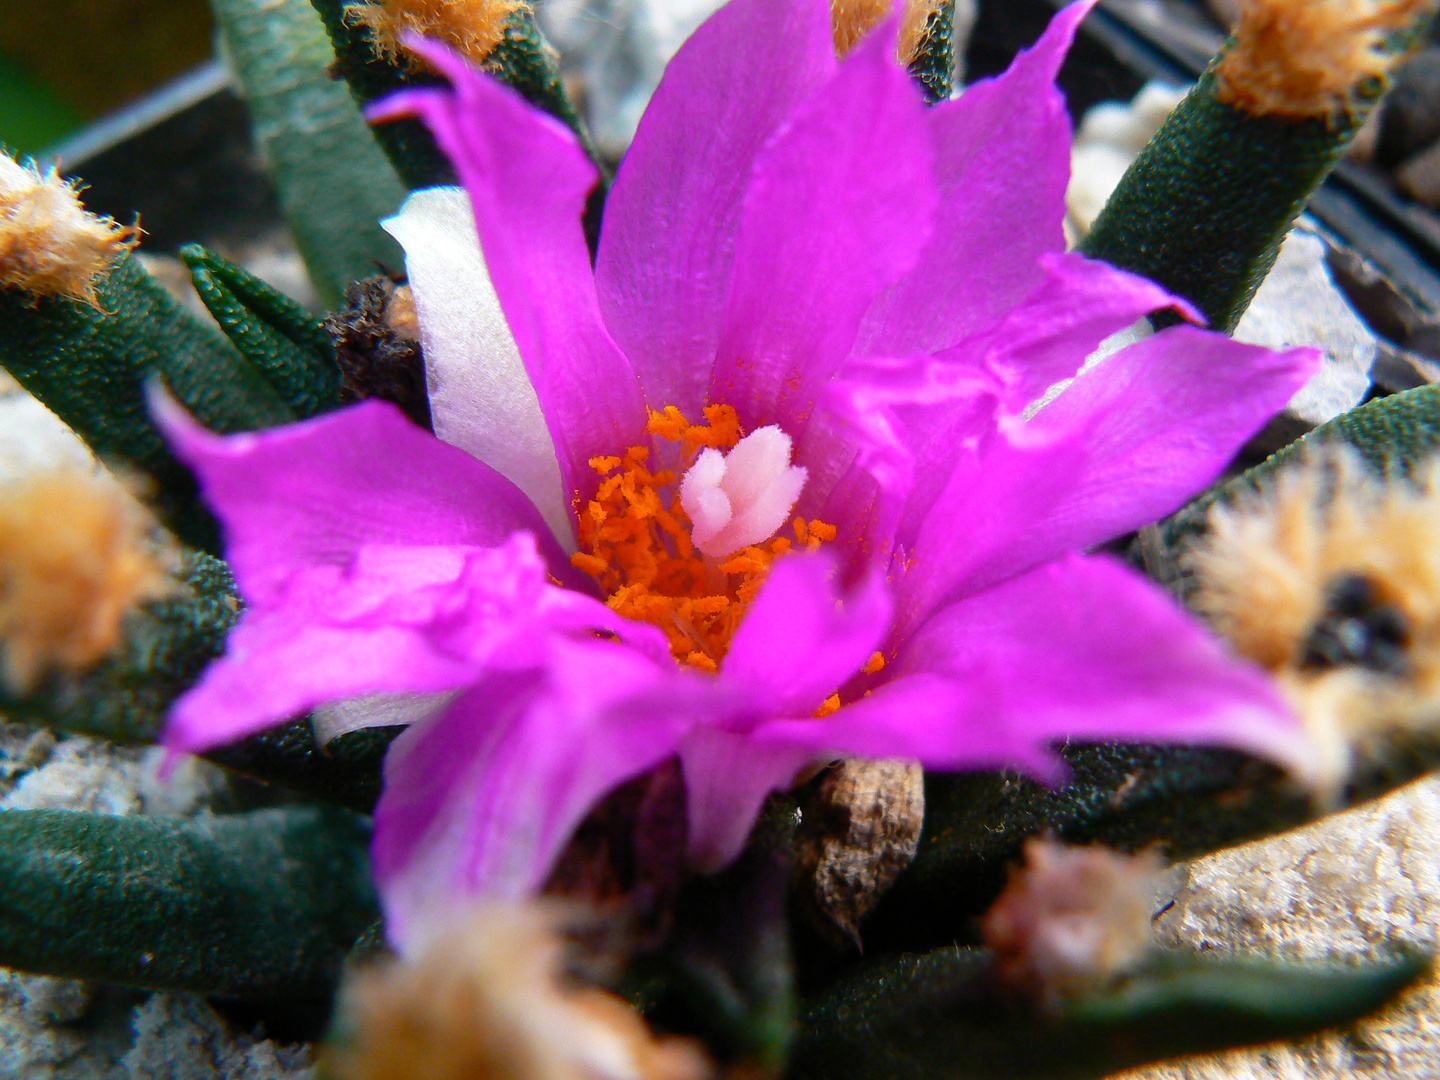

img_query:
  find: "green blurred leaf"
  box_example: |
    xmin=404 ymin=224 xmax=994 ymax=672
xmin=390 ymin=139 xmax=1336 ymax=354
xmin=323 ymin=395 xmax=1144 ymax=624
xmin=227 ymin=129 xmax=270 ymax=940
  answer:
xmin=0 ymin=804 xmax=377 ymax=1000
xmin=631 ymin=828 xmax=796 ymax=1072
xmin=181 ymin=243 xmax=340 ymax=418
xmin=0 ymin=54 xmax=84 ymax=153
xmin=794 ymin=945 xmax=1428 ymax=1080
xmin=209 ymin=0 xmax=408 ymax=307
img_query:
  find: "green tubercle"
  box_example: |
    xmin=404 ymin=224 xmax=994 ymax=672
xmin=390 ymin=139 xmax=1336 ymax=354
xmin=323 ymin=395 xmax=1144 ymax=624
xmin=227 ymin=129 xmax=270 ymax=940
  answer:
xmin=0 ymin=805 xmax=377 ymax=1000
xmin=310 ymin=1 xmax=597 ymax=188
xmin=1080 ymin=2 xmax=1436 ymax=332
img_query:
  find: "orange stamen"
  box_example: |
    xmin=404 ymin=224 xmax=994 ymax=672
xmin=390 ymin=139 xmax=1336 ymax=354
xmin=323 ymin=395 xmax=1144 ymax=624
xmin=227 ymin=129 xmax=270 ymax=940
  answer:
xmin=571 ymin=404 xmax=838 ymax=677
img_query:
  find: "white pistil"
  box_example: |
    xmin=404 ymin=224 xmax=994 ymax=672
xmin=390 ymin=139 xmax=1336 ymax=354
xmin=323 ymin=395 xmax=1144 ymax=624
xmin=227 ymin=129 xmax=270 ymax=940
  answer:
xmin=679 ymin=425 xmax=807 ymax=557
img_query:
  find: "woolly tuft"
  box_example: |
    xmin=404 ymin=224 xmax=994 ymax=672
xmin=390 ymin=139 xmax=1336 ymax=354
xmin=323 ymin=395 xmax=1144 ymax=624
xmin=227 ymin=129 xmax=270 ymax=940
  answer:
xmin=1188 ymin=449 xmax=1440 ymax=787
xmin=321 ymin=905 xmax=711 ymax=1080
xmin=981 ymin=838 xmax=1161 ymax=1009
xmin=0 ymin=466 xmax=176 ymax=692
xmin=1213 ymin=0 xmax=1437 ymax=119
xmin=830 ymin=0 xmax=946 ymax=65
xmin=345 ymin=0 xmax=529 ymax=70
xmin=0 ymin=154 xmax=138 ymax=307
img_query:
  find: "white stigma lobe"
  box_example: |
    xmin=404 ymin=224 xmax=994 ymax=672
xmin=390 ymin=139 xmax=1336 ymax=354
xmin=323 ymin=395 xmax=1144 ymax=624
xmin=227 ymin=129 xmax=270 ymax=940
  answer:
xmin=679 ymin=425 xmax=808 ymax=557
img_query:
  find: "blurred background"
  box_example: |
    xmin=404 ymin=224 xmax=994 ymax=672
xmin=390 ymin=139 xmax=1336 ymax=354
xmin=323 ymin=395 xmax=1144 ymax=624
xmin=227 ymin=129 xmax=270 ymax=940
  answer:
xmin=0 ymin=1 xmax=214 ymax=154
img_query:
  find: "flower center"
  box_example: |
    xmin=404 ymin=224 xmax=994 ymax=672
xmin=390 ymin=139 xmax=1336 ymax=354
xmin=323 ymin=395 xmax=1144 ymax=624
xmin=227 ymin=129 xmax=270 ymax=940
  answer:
xmin=571 ymin=404 xmax=836 ymax=674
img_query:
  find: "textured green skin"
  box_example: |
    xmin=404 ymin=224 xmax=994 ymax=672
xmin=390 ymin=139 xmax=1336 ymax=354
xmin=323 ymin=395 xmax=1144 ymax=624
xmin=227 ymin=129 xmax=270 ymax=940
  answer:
xmin=1080 ymin=67 xmax=1370 ymax=333
xmin=908 ymin=0 xmax=955 ymax=103
xmin=0 ymin=553 xmax=396 ymax=813
xmin=1156 ymin=383 xmax=1440 ymax=563
xmin=210 ymin=0 xmax=409 ymax=309
xmin=181 ymin=244 xmax=342 ymax=419
xmin=0 ymin=805 xmax=377 ymax=1000
xmin=310 ymin=1 xmax=595 ymax=188
xmin=0 ymin=553 xmax=240 ymax=746
xmin=794 ymin=946 xmax=1427 ymax=1080
xmin=0 ymin=256 xmax=293 ymax=552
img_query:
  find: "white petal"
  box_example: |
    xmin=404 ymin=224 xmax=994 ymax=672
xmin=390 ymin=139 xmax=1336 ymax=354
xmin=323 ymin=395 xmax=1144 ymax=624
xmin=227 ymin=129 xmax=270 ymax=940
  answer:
xmin=382 ymin=187 xmax=573 ymax=548
xmin=311 ymin=689 xmax=456 ymax=745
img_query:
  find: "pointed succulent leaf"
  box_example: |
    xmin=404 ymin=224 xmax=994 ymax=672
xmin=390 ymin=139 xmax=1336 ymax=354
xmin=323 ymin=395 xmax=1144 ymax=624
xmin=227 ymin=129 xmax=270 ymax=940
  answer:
xmin=0 ymin=805 xmax=378 ymax=1001
xmin=793 ymin=944 xmax=1428 ymax=1080
xmin=1080 ymin=69 xmax=1359 ymax=332
xmin=209 ymin=0 xmax=408 ymax=307
xmin=180 ymin=244 xmax=341 ymax=418
xmin=0 ymin=255 xmax=293 ymax=551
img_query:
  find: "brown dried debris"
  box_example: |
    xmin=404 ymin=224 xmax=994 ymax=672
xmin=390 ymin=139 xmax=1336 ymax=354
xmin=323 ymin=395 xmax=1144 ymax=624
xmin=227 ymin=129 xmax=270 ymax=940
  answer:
xmin=344 ymin=0 xmax=528 ymax=71
xmin=793 ymin=758 xmax=925 ymax=950
xmin=0 ymin=154 xmax=138 ymax=307
xmin=544 ymin=759 xmax=688 ymax=947
xmin=321 ymin=904 xmax=712 ymax=1080
xmin=0 ymin=467 xmax=177 ymax=692
xmin=831 ymin=0 xmax=946 ymax=67
xmin=981 ymin=838 xmax=1161 ymax=1009
xmin=1186 ymin=448 xmax=1440 ymax=789
xmin=326 ymin=275 xmax=433 ymax=432
xmin=1213 ymin=0 xmax=1437 ymax=119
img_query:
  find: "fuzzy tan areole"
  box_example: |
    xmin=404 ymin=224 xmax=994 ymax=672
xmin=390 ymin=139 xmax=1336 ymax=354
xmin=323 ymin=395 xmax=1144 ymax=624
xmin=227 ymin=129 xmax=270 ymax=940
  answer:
xmin=0 ymin=155 xmax=138 ymax=307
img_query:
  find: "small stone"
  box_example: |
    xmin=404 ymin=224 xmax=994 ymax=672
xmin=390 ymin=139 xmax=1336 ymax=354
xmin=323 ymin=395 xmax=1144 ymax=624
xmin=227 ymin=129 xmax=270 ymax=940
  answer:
xmin=1378 ymin=47 xmax=1440 ymax=165
xmin=1396 ymin=137 xmax=1440 ymax=209
xmin=1235 ymin=228 xmax=1377 ymax=453
xmin=0 ymin=738 xmax=145 ymax=816
xmin=17 ymin=975 xmax=91 ymax=1024
xmin=1122 ymin=776 xmax=1440 ymax=1078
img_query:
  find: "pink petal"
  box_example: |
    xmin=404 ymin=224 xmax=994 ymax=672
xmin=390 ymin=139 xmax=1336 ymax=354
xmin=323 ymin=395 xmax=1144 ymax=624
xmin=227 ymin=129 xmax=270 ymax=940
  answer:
xmin=956 ymin=251 xmax=1197 ymax=411
xmin=373 ymin=638 xmax=697 ymax=951
xmin=152 ymin=393 xmax=583 ymax=605
xmin=678 ymin=725 xmax=818 ymax=872
xmin=677 ymin=554 xmax=892 ymax=868
xmin=854 ymin=0 xmax=1098 ymax=357
xmin=166 ymin=539 xmax=537 ymax=751
xmin=593 ymin=0 xmax=837 ymax=415
xmin=370 ymin=44 xmax=648 ymax=512
xmin=752 ymin=552 xmax=1316 ymax=790
xmin=722 ymin=553 xmax=893 ymax=718
xmin=899 ymin=327 xmax=1320 ymax=630
xmin=892 ymin=553 xmax=1318 ymax=776
xmin=707 ymin=18 xmax=937 ymax=438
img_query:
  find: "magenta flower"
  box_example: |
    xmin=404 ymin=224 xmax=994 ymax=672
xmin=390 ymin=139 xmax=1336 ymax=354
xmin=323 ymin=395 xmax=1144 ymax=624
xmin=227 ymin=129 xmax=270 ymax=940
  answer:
xmin=159 ymin=0 xmax=1322 ymax=949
